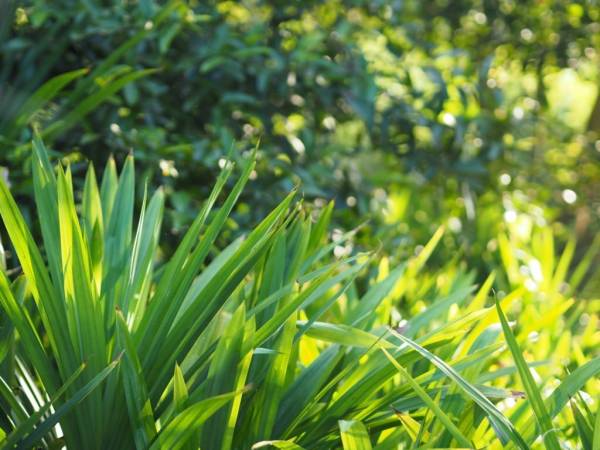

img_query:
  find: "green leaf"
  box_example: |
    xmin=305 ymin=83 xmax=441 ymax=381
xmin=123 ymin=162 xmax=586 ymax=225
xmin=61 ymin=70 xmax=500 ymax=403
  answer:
xmin=0 ymin=153 xmax=74 ymax=387
xmin=0 ymin=363 xmax=85 ymax=448
xmin=381 ymin=348 xmax=472 ymax=448
xmin=388 ymin=328 xmax=529 ymax=449
xmin=16 ymin=358 xmax=120 ymax=449
xmin=300 ymin=321 xmax=394 ymax=348
xmin=82 ymin=163 xmax=104 ymax=288
xmin=125 ymin=187 xmax=164 ymax=323
xmin=172 ymin=364 xmax=189 ymax=413
xmin=250 ymin=312 xmax=297 ymax=443
xmin=13 ymin=68 xmax=88 ymax=129
xmin=0 ymin=270 xmax=60 ymax=398
xmin=252 ymin=440 xmax=305 ymax=449
xmin=495 ymin=299 xmax=561 ymax=450
xmin=200 ymin=304 xmax=247 ymax=450
xmin=149 ymin=391 xmax=238 ymax=450
xmin=339 ymin=420 xmax=373 ymax=450
xmin=116 ymin=311 xmax=157 ymax=450
xmin=102 ymin=155 xmax=135 ymax=328
xmin=571 ymin=399 xmax=593 ymax=450
xmin=593 ymin=396 xmax=600 ymax=450
xmin=100 ymin=156 xmax=119 ymax=223
xmin=136 ymin=156 xmax=237 ymax=361
xmin=221 ymin=317 xmax=255 ymax=450
xmin=42 ymin=69 xmax=158 ymax=141
xmin=521 ymin=357 xmax=600 ymax=445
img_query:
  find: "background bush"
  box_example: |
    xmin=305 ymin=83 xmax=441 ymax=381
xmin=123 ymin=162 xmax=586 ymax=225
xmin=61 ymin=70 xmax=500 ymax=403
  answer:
xmin=2 ymin=0 xmax=600 ymax=266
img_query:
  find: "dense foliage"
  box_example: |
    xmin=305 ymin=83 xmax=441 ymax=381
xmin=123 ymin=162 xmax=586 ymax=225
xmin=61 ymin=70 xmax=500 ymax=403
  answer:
xmin=2 ymin=0 xmax=599 ymax=261
xmin=0 ymin=144 xmax=597 ymax=449
xmin=0 ymin=1 xmax=599 ymax=448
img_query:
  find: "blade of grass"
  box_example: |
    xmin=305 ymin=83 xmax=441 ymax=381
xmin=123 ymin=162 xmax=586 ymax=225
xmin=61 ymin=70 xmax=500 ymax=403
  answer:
xmin=593 ymin=396 xmax=600 ymax=450
xmin=0 ymin=363 xmax=85 ymax=448
xmin=136 ymin=156 xmax=237 ymax=359
xmin=300 ymin=321 xmax=394 ymax=348
xmin=0 ymin=160 xmax=75 ymax=387
xmin=13 ymin=69 xmax=88 ymax=129
xmin=42 ymin=69 xmax=159 ymax=141
xmin=339 ymin=419 xmax=373 ymax=450
xmin=381 ymin=348 xmax=472 ymax=448
xmin=250 ymin=312 xmax=297 ymax=443
xmin=221 ymin=317 xmax=256 ymax=450
xmin=387 ymin=328 xmax=529 ymax=449
xmin=0 ymin=270 xmax=60 ymax=397
xmin=149 ymin=391 xmax=239 ymax=450
xmin=200 ymin=304 xmax=246 ymax=450
xmin=521 ymin=356 xmax=600 ymax=445
xmin=252 ymin=440 xmax=305 ymax=449
xmin=570 ymin=399 xmax=593 ymax=450
xmin=495 ymin=298 xmax=561 ymax=450
xmin=16 ymin=357 xmax=120 ymax=449
xmin=125 ymin=187 xmax=164 ymax=322
xmin=82 ymin=163 xmax=104 ymax=292
xmin=102 ymin=155 xmax=135 ymax=329
xmin=116 ymin=310 xmax=157 ymax=450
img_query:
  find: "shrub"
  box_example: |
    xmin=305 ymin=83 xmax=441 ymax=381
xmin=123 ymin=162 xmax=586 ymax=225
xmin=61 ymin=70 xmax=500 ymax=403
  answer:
xmin=4 ymin=1 xmax=599 ymax=267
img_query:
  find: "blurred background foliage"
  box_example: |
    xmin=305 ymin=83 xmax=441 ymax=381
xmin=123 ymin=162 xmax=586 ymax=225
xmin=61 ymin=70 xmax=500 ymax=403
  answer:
xmin=1 ymin=0 xmax=600 ymax=272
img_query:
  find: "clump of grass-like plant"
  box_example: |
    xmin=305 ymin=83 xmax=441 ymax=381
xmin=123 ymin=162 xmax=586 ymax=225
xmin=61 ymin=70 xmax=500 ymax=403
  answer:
xmin=0 ymin=139 xmax=598 ymax=449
